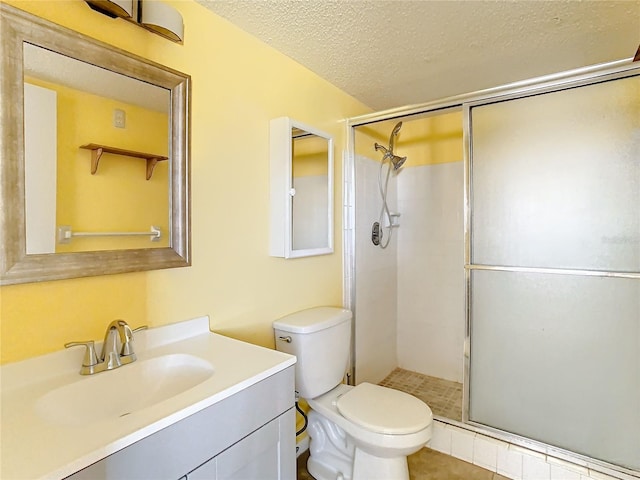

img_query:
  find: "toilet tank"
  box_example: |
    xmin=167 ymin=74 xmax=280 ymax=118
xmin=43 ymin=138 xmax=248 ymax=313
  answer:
xmin=273 ymin=307 xmax=352 ymax=399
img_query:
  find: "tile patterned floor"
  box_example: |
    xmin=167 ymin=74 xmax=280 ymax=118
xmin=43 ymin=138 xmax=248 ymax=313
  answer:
xmin=297 ymin=447 xmax=509 ymax=480
xmin=379 ymin=368 xmax=463 ymax=421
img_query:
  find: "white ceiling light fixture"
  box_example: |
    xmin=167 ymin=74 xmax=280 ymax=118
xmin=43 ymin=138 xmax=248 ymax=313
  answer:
xmin=85 ymin=0 xmax=134 ymax=19
xmin=139 ymin=0 xmax=184 ymax=44
xmin=85 ymin=0 xmax=184 ymax=44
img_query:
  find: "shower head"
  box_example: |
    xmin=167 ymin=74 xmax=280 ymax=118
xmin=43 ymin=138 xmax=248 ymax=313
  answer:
xmin=374 ymin=121 xmax=407 ymax=171
xmin=373 ymin=146 xmax=406 ymax=171
xmin=391 ymin=154 xmax=407 ymax=170
xmin=389 ymin=121 xmax=402 ymax=152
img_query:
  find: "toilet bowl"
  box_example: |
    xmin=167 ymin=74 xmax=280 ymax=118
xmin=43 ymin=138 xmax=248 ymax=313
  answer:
xmin=306 ymin=383 xmax=432 ymax=480
xmin=273 ymin=307 xmax=433 ymax=480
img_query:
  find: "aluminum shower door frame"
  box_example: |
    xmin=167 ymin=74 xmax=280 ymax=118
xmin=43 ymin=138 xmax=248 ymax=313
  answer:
xmin=344 ymin=57 xmax=640 ymax=480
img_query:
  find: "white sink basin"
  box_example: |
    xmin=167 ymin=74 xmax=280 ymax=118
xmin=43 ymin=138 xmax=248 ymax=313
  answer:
xmin=35 ymin=353 xmax=215 ymax=426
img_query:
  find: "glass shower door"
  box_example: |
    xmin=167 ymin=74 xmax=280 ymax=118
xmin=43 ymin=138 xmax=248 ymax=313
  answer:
xmin=467 ymin=73 xmax=640 ymax=472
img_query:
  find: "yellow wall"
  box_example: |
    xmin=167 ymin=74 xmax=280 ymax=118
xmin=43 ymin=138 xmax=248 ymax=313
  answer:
xmin=354 ymin=110 xmax=463 ymax=166
xmin=401 ymin=110 xmax=463 ymax=166
xmin=354 ymin=123 xmax=387 ymax=159
xmin=0 ymin=0 xmax=369 ymax=363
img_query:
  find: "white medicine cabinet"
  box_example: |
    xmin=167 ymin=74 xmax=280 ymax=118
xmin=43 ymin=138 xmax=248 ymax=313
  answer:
xmin=269 ymin=117 xmax=334 ymax=258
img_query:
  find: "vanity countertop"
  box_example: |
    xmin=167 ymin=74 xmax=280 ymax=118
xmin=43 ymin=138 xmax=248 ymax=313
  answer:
xmin=0 ymin=317 xmax=296 ymax=480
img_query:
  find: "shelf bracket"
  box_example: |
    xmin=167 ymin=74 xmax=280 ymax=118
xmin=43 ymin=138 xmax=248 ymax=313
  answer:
xmin=146 ymin=158 xmax=160 ymax=181
xmin=90 ymin=147 xmax=104 ymax=175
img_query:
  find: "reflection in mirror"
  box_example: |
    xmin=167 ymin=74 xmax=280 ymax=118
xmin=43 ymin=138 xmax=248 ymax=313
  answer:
xmin=269 ymin=117 xmax=333 ymax=259
xmin=0 ymin=4 xmax=190 ymax=285
xmin=23 ymin=44 xmax=171 ymax=253
xmin=291 ymin=129 xmax=329 ymax=251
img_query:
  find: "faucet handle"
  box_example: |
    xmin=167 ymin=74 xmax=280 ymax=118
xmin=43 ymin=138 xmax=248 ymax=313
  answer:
xmin=65 ymin=341 xmax=99 ymax=369
xmin=119 ymin=322 xmax=135 ymax=356
xmin=120 ymin=324 xmax=148 ymax=357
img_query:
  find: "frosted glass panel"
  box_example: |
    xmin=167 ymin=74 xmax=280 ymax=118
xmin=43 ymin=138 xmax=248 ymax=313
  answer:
xmin=469 ymin=270 xmax=640 ymax=470
xmin=471 ymin=76 xmax=640 ymax=272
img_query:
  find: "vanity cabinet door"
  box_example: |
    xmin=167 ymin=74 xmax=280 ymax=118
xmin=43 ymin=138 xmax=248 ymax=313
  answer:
xmin=188 ymin=409 xmax=295 ymax=480
xmin=216 ymin=417 xmax=279 ymax=479
xmin=187 ymin=457 xmax=217 ymax=480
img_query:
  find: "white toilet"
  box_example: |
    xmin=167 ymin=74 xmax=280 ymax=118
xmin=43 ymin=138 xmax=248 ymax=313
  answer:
xmin=274 ymin=307 xmax=433 ymax=480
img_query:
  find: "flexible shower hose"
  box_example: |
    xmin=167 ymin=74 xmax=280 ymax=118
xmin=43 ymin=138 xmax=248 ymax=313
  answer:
xmin=377 ymin=156 xmax=394 ymax=249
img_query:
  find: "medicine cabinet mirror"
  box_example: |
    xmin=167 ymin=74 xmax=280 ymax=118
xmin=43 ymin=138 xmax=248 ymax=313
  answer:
xmin=0 ymin=4 xmax=191 ymax=285
xmin=270 ymin=117 xmax=334 ymax=258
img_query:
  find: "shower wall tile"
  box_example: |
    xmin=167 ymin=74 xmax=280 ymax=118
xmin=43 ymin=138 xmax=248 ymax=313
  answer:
xmin=497 ymin=446 xmax=524 ymax=479
xmin=551 ymin=465 xmax=581 ymax=480
xmin=449 ymin=425 xmax=475 ymax=463
xmin=426 ymin=420 xmax=630 ymax=480
xmin=547 ymin=457 xmax=589 ymax=477
xmin=587 ymin=471 xmax=627 ymax=480
xmin=397 ymin=161 xmax=465 ymax=382
xmin=354 ymin=155 xmax=398 ymax=384
xmin=430 ymin=420 xmax=452 ymax=455
xmin=353 ymin=156 xmax=464 ymax=384
xmin=473 ymin=436 xmax=498 ymax=471
xmin=473 ymin=435 xmax=506 ymax=472
xmin=523 ymin=454 xmax=551 ymax=480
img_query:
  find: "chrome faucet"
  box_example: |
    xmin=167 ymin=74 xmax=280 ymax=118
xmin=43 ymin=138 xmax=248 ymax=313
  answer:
xmin=65 ymin=320 xmax=147 ymax=375
xmin=101 ymin=320 xmax=132 ymax=369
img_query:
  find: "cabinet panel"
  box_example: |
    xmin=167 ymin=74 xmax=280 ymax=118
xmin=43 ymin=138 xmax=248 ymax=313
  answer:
xmin=217 ymin=419 xmax=279 ymax=479
xmin=187 ymin=457 xmax=217 ymax=479
xmin=188 ymin=409 xmax=295 ymax=480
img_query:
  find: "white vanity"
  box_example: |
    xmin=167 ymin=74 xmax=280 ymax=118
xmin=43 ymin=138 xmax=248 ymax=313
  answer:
xmin=1 ymin=317 xmax=296 ymax=479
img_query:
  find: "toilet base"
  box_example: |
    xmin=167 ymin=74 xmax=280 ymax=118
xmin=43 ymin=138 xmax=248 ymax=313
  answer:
xmin=353 ymin=448 xmax=409 ymax=480
xmin=307 ymin=410 xmax=354 ymax=480
xmin=306 ymin=410 xmax=411 ymax=480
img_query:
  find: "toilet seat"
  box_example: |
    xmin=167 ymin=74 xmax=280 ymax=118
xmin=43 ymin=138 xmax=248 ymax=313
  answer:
xmin=308 ymin=383 xmax=433 ymax=465
xmin=336 ymin=382 xmax=432 ymax=435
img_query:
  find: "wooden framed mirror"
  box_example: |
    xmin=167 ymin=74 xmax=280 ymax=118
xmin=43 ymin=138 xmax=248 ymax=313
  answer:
xmin=0 ymin=4 xmax=191 ymax=285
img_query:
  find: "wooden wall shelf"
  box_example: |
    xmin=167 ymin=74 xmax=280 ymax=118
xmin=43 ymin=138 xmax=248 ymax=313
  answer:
xmin=80 ymin=143 xmax=168 ymax=180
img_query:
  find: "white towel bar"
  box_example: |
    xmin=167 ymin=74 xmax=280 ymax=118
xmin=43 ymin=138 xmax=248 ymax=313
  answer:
xmin=57 ymin=225 xmax=161 ymax=244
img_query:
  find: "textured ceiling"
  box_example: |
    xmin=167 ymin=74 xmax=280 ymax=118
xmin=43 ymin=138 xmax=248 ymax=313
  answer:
xmin=197 ymin=0 xmax=640 ymax=111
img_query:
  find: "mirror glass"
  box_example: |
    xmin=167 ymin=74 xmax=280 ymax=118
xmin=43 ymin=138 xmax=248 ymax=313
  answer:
xmin=291 ymin=128 xmax=330 ymax=251
xmin=23 ymin=44 xmax=171 ymax=254
xmin=1 ymin=5 xmax=190 ymax=285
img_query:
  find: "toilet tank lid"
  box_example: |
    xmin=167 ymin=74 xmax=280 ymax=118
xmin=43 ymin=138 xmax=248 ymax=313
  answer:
xmin=273 ymin=307 xmax=352 ymax=334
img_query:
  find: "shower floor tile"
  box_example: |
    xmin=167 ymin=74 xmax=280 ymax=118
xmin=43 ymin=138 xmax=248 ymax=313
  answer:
xmin=379 ymin=368 xmax=463 ymax=421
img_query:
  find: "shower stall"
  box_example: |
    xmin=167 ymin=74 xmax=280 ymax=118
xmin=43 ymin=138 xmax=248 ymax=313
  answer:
xmin=349 ymin=109 xmax=466 ymax=417
xmin=344 ymin=61 xmax=639 ymax=478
